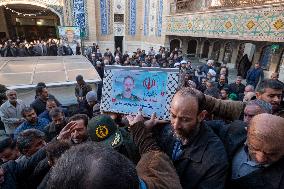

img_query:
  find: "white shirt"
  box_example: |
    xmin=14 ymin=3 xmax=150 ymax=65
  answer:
xmin=0 ymin=100 xmax=26 ymax=134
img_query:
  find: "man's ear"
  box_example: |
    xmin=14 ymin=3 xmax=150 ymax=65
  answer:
xmin=255 ymin=92 xmax=261 ymax=99
xmin=197 ymin=110 xmax=207 ymax=123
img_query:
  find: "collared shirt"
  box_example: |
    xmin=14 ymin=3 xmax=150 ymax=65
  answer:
xmin=0 ymin=100 xmax=26 ymax=134
xmin=14 ymin=118 xmax=49 ymax=140
xmin=232 ymin=145 xmax=264 ymax=179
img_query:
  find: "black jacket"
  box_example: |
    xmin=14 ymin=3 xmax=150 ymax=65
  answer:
xmin=1 ymin=148 xmax=46 ymax=189
xmin=154 ymin=123 xmax=228 ymax=189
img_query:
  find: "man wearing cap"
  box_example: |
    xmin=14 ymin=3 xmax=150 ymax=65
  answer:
xmin=207 ymin=69 xmax=217 ymax=82
xmin=0 ymin=90 xmax=26 ymax=135
xmin=201 ymin=59 xmax=215 ymax=75
xmin=87 ymin=114 xmax=140 ymax=163
xmin=86 ymin=91 xmax=100 ymax=118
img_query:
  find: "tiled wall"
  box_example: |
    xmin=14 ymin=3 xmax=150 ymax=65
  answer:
xmin=166 ymin=5 xmax=284 ymax=42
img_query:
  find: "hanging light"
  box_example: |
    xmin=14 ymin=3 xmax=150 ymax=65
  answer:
xmin=3 ymin=5 xmax=47 ymax=17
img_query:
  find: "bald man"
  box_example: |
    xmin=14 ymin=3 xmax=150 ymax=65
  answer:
xmin=215 ymin=114 xmax=284 ymax=189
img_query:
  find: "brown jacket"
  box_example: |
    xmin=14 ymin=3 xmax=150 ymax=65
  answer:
xmin=131 ymin=122 xmax=182 ymax=189
xmin=205 ymin=95 xmax=245 ymax=121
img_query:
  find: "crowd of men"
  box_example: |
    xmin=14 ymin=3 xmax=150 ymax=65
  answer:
xmin=0 ymin=38 xmax=81 ymax=57
xmin=0 ymin=44 xmax=283 ymax=189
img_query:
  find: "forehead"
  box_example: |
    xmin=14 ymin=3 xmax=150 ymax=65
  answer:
xmin=171 ymin=95 xmax=198 ymax=115
xmin=47 ymin=101 xmax=56 ymax=106
xmin=124 ymin=78 xmax=134 ymax=83
xmin=7 ymin=91 xmax=16 ymax=95
xmin=264 ymin=88 xmax=282 ymax=95
xmin=26 ymin=110 xmax=36 ymax=115
xmin=244 ymin=105 xmax=261 ymax=113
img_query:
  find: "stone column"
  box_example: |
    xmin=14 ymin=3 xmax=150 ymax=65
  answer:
xmin=230 ymin=41 xmax=240 ymax=65
xmin=86 ymin=0 xmax=97 ymax=44
xmin=196 ymin=38 xmax=203 ymax=58
xmin=218 ymin=40 xmax=225 ymax=63
xmin=208 ymin=42 xmax=213 ymax=59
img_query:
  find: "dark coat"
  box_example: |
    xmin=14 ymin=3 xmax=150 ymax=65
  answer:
xmin=154 ymin=123 xmax=228 ymax=189
xmin=246 ymin=67 xmax=264 ymax=88
xmin=228 ymin=83 xmax=245 ymax=95
xmin=30 ymin=95 xmax=61 ymax=115
xmin=74 ymin=82 xmax=92 ymax=100
xmin=0 ymin=148 xmax=46 ymax=189
xmin=208 ymin=120 xmax=284 ymax=189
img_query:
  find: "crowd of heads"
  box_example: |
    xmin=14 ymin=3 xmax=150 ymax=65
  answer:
xmin=0 ymin=44 xmax=283 ymax=189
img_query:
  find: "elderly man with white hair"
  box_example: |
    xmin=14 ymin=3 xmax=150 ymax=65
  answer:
xmin=0 ymin=90 xmax=26 ymax=135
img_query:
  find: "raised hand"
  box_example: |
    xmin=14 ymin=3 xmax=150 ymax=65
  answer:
xmin=57 ymin=121 xmax=77 ymax=141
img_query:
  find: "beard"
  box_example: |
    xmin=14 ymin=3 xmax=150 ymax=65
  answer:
xmin=172 ymin=122 xmax=200 ymax=145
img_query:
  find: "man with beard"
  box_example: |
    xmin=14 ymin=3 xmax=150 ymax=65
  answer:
xmin=204 ymin=79 xmax=283 ymax=121
xmin=0 ymin=90 xmax=26 ymax=135
xmin=31 ymin=86 xmax=61 ymax=115
xmin=116 ymin=76 xmax=140 ymax=101
xmin=44 ymin=108 xmax=68 ymax=142
xmin=56 ymin=114 xmax=89 ymax=145
xmin=14 ymin=107 xmax=49 ymax=140
xmin=154 ymin=87 xmax=228 ymax=189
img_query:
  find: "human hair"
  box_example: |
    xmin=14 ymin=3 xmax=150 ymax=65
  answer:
xmin=0 ymin=135 xmax=16 ymax=153
xmin=16 ymin=129 xmax=45 ymax=154
xmin=36 ymin=82 xmax=47 ymax=88
xmin=5 ymin=89 xmax=16 ymax=96
xmin=68 ymin=114 xmax=88 ymax=127
xmin=175 ymin=87 xmax=206 ymax=113
xmin=76 ymin=75 xmax=84 ymax=82
xmin=47 ymin=142 xmax=139 ymax=189
xmin=256 ymin=79 xmax=283 ymax=94
xmin=35 ymin=86 xmax=46 ymax=95
xmin=123 ymin=76 xmax=134 ymax=84
xmin=246 ymin=99 xmax=272 ymax=114
xmin=21 ymin=107 xmax=35 ymax=117
xmin=245 ymin=85 xmax=255 ymax=91
xmin=236 ymin=76 xmax=243 ymax=80
xmin=46 ymin=141 xmax=70 ymax=166
xmin=49 ymin=107 xmax=64 ymax=118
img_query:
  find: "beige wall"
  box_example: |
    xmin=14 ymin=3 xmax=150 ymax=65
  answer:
xmin=0 ymin=7 xmax=9 ymax=38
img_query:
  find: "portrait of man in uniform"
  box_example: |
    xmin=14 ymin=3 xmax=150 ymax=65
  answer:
xmin=116 ymin=76 xmax=140 ymax=101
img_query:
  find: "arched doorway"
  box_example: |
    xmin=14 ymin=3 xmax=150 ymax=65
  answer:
xmin=259 ymin=45 xmax=272 ymax=70
xmin=187 ymin=39 xmax=197 ymax=56
xmin=0 ymin=3 xmax=61 ymax=40
xmin=223 ymin=42 xmax=233 ymax=64
xmin=212 ymin=41 xmax=221 ymax=61
xmin=170 ymin=39 xmax=181 ymax=52
xmin=201 ymin=40 xmax=210 ymax=58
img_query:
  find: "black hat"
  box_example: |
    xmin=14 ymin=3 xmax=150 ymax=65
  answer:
xmin=88 ymin=115 xmax=123 ymax=148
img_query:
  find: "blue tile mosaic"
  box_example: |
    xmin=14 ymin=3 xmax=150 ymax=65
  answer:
xmin=157 ymin=0 xmax=163 ymax=36
xmin=144 ymin=0 xmax=149 ymax=36
xmin=100 ymin=0 xmax=109 ymax=35
xmin=129 ymin=0 xmax=136 ymax=36
xmin=73 ymin=0 xmax=86 ymax=37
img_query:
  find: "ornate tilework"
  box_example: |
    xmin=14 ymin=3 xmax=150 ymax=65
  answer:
xmin=100 ymin=0 xmax=109 ymax=35
xmin=129 ymin=0 xmax=136 ymax=36
xmin=144 ymin=0 xmax=149 ymax=36
xmin=166 ymin=5 xmax=284 ymax=42
xmin=157 ymin=0 xmax=163 ymax=36
xmin=73 ymin=0 xmax=87 ymax=38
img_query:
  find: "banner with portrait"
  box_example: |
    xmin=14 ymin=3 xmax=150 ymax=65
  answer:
xmin=58 ymin=26 xmax=81 ymax=55
xmin=101 ymin=66 xmax=179 ymax=120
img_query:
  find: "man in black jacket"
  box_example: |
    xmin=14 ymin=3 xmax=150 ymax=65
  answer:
xmin=154 ymin=87 xmax=228 ymax=189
